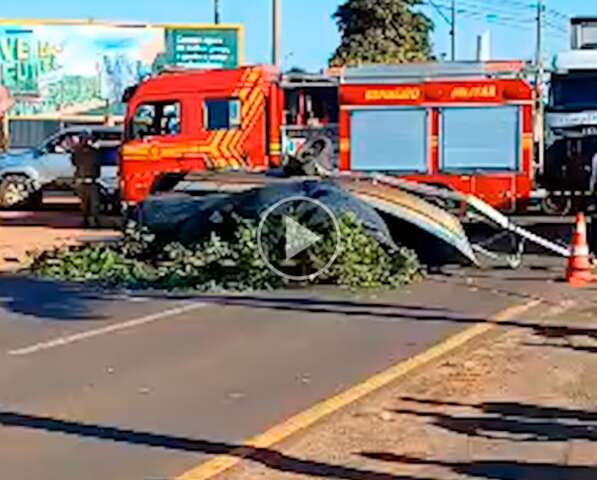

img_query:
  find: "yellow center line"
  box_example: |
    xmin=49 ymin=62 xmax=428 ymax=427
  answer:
xmin=175 ymin=298 xmax=542 ymax=480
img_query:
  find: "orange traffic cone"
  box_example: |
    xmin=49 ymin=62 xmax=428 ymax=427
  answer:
xmin=566 ymin=213 xmax=593 ymax=287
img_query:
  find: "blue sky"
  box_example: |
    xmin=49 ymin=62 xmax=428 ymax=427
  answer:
xmin=1 ymin=0 xmax=594 ymax=71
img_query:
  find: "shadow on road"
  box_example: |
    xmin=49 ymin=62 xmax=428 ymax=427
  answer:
xmin=524 ymin=324 xmax=597 ymax=351
xmin=427 ymin=275 xmax=549 ymax=304
xmin=195 ymin=295 xmax=597 ymax=341
xmin=0 ymin=278 xmax=594 ymax=345
xmin=355 ymin=396 xmax=597 ymax=479
xmin=523 ymin=341 xmax=597 ymax=354
xmin=361 ymin=453 xmax=597 ymax=480
xmin=200 ymin=295 xmax=452 ymax=312
xmin=0 ymin=276 xmax=109 ymax=321
xmin=1 ymin=405 xmax=595 ymax=479
xmin=398 ymin=397 xmax=597 ymax=422
xmin=197 ymin=294 xmax=494 ymax=324
xmin=391 ymin=397 xmax=597 ymax=442
xmin=0 ymin=409 xmax=427 ymax=480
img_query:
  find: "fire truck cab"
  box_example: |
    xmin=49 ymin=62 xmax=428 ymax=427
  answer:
xmin=121 ymin=66 xmax=279 ymax=204
xmin=120 ymin=62 xmax=534 ymax=212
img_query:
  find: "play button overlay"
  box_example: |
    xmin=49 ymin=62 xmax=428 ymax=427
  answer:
xmin=284 ymin=216 xmax=322 ymax=261
xmin=257 ymin=196 xmax=341 ymax=281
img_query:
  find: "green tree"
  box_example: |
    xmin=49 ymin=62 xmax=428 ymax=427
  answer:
xmin=330 ymin=0 xmax=434 ymax=67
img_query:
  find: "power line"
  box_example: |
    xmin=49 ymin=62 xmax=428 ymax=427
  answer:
xmin=423 ymin=0 xmax=568 ymax=31
xmin=454 ymin=0 xmax=535 ymax=17
xmin=459 ymin=0 xmax=568 ymax=19
xmin=432 ymin=0 xmax=568 ymax=26
xmin=426 ymin=0 xmax=457 ymax=59
xmin=487 ymin=0 xmax=538 ymax=9
xmin=427 ymin=0 xmax=452 ymax=26
xmin=546 ymin=7 xmax=569 ymax=20
xmin=421 ymin=0 xmax=568 ymax=63
xmin=544 ymin=20 xmax=568 ymax=35
xmin=424 ymin=1 xmax=535 ymax=26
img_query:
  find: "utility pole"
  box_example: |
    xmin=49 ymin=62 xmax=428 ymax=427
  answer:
xmin=214 ymin=0 xmax=221 ymax=24
xmin=450 ymin=0 xmax=456 ymax=61
xmin=272 ymin=0 xmax=280 ymax=66
xmin=535 ymin=0 xmax=545 ymax=174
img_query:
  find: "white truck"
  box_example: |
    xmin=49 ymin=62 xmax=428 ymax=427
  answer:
xmin=544 ymin=17 xmax=597 ymax=208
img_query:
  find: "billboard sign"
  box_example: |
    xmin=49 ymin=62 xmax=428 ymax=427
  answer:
xmin=0 ymin=21 xmax=242 ymax=118
xmin=165 ymin=28 xmax=239 ymax=69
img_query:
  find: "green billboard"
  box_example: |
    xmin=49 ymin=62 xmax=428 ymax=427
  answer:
xmin=165 ymin=28 xmax=240 ymax=69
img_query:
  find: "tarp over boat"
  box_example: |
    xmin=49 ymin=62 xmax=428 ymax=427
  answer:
xmin=135 ymin=174 xmax=478 ymax=266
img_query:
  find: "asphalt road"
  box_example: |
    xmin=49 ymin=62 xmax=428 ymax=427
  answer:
xmin=0 ymin=271 xmax=551 ymax=480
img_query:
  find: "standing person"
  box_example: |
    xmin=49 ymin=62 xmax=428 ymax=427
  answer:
xmin=590 ymin=150 xmax=597 ymax=194
xmin=0 ymin=86 xmax=14 ymax=153
xmin=72 ymin=132 xmax=101 ymax=227
xmin=588 ymin=148 xmax=597 ymax=249
xmin=0 ymin=114 xmax=6 ymax=153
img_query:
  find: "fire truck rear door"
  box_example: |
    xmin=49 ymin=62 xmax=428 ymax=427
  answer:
xmin=349 ymin=108 xmax=428 ymax=172
xmin=440 ymin=106 xmax=519 ymax=211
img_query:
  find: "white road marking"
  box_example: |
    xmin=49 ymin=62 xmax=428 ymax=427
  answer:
xmin=7 ymin=302 xmax=208 ymax=356
xmin=127 ymin=296 xmax=151 ymax=303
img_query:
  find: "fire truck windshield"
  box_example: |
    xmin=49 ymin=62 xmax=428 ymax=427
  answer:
xmin=550 ymin=75 xmax=597 ymax=111
xmin=127 ymin=100 xmax=181 ymax=140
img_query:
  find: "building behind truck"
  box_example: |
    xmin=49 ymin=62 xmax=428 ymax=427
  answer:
xmin=120 ymin=61 xmax=535 ymax=212
xmin=544 ymin=17 xmax=597 ymax=211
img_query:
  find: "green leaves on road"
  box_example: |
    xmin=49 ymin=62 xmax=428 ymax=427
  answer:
xmin=30 ymin=214 xmax=420 ymax=292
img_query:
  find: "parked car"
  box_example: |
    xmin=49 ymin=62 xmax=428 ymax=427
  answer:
xmin=0 ymin=125 xmax=123 ymax=209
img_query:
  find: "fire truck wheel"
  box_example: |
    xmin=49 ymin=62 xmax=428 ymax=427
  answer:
xmin=541 ymin=196 xmax=572 ymax=216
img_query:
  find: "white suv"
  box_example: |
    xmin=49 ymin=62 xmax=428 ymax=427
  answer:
xmin=0 ymin=126 xmax=123 ymax=209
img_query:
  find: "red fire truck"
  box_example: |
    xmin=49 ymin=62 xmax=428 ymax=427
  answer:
xmin=120 ymin=62 xmax=534 ymax=212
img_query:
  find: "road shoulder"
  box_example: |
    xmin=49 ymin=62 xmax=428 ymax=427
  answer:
xmin=206 ymin=298 xmax=597 ymax=480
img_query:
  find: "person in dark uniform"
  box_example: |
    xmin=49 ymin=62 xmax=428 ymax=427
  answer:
xmin=0 ymin=86 xmax=14 ymax=153
xmin=72 ymin=133 xmax=101 ymax=227
xmin=0 ymin=115 xmax=6 ymax=153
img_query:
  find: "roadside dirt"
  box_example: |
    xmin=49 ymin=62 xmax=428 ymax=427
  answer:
xmin=0 ymin=204 xmax=120 ymax=272
xmin=219 ymin=300 xmax=597 ymax=480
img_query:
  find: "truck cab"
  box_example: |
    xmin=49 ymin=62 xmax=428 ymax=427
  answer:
xmin=120 ymin=66 xmax=281 ymax=204
xmin=544 ymin=18 xmax=597 ymax=195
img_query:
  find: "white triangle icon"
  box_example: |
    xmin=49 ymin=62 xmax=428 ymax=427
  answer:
xmin=284 ymin=216 xmax=322 ymax=261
